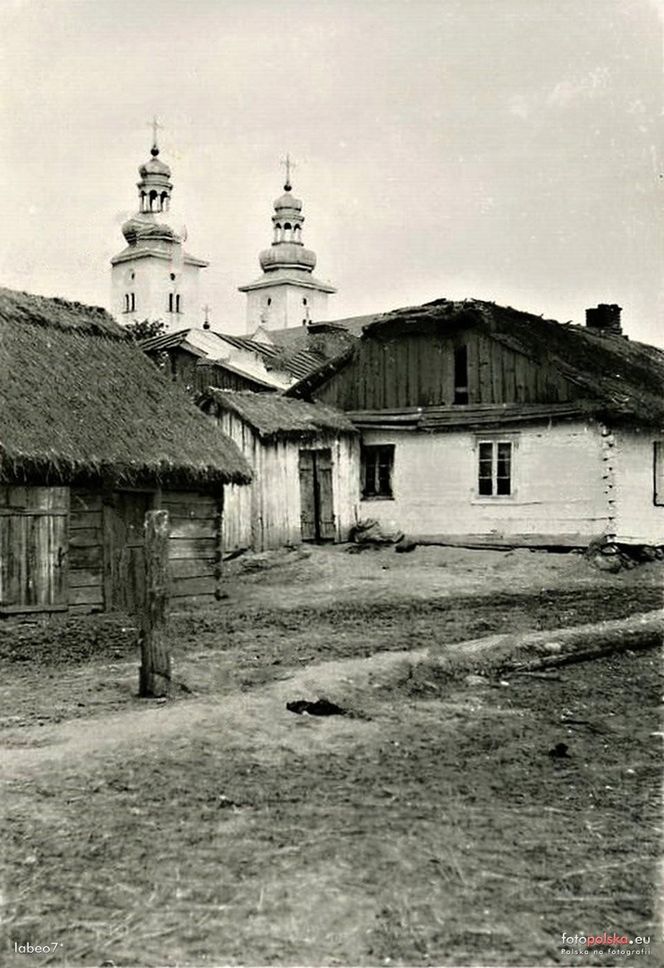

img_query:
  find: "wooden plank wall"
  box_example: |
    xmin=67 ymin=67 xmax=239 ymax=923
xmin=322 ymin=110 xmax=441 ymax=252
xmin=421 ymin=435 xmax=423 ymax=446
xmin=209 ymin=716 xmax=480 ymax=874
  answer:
xmin=315 ymin=331 xmax=576 ymax=411
xmin=218 ymin=412 xmax=256 ymax=552
xmin=69 ymin=488 xmax=104 ymax=614
xmin=255 ymin=438 xmax=302 ymax=549
xmin=163 ymin=490 xmax=222 ymax=607
xmin=331 ymin=435 xmax=361 ymax=540
xmin=217 ymin=411 xmax=360 ymax=551
xmin=0 ymin=486 xmax=69 ymax=613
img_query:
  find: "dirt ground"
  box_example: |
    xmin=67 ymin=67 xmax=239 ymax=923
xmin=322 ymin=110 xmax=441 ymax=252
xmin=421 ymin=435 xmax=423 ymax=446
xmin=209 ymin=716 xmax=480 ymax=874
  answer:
xmin=0 ymin=545 xmax=662 ymax=967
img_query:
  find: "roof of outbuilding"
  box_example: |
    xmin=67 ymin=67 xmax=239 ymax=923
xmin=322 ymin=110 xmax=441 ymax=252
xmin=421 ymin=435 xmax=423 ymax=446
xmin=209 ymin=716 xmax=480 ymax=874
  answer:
xmin=204 ymin=389 xmax=357 ymax=440
xmin=288 ymin=297 xmax=664 ymax=425
xmin=143 ymin=327 xmax=325 ymax=382
xmin=0 ymin=287 xmax=252 ymax=487
xmin=214 ymin=331 xmax=324 ymax=381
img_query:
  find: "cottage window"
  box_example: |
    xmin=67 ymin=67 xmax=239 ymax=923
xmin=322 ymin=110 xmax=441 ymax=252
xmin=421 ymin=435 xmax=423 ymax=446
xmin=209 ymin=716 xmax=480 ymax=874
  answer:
xmin=654 ymin=442 xmax=664 ymax=505
xmin=361 ymin=445 xmax=395 ymax=499
xmin=454 ymin=345 xmax=469 ymax=405
xmin=478 ymin=440 xmax=512 ymax=496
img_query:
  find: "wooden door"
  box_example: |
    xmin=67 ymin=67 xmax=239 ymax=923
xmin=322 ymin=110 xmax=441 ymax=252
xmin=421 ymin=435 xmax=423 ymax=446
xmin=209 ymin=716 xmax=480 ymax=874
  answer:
xmin=103 ymin=491 xmax=152 ymax=613
xmin=0 ymin=486 xmax=69 ymax=614
xmin=299 ymin=449 xmax=335 ymax=543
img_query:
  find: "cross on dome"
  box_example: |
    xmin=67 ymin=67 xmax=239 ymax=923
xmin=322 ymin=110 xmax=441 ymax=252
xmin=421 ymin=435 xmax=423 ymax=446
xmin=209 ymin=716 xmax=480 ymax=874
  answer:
xmin=280 ymin=153 xmax=296 ymax=191
xmin=148 ymin=116 xmax=163 ymax=157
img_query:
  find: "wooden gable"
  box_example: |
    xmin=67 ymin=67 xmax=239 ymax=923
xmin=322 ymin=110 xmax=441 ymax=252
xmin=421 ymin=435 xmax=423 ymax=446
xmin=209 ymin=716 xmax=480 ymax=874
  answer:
xmin=313 ymin=324 xmax=581 ymax=412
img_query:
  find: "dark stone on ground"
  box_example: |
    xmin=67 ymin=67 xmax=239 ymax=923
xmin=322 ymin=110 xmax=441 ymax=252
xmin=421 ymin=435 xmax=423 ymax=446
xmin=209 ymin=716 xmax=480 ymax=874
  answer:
xmin=287 ymin=699 xmax=349 ymax=717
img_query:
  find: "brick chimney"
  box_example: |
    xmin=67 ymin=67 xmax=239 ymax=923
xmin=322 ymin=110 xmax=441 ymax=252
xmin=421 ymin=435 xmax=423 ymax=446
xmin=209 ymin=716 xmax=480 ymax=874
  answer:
xmin=585 ymin=304 xmax=623 ymax=336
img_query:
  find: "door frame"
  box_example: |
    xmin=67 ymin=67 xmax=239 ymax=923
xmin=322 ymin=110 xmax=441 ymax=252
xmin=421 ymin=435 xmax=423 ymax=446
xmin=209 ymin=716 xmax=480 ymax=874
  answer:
xmin=102 ymin=487 xmax=158 ymax=612
xmin=299 ymin=448 xmax=335 ymax=544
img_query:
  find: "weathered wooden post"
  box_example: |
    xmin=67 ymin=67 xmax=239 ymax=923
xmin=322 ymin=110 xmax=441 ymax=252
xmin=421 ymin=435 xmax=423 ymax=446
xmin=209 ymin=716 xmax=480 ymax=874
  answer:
xmin=139 ymin=509 xmax=171 ymax=698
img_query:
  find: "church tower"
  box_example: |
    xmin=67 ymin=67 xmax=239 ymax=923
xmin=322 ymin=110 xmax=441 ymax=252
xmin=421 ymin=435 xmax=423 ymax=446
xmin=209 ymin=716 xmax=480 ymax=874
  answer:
xmin=110 ymin=124 xmax=208 ymax=332
xmin=239 ymin=159 xmax=336 ymax=333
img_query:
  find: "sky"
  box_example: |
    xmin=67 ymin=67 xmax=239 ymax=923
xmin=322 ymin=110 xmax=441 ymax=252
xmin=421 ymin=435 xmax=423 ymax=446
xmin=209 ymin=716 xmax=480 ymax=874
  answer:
xmin=0 ymin=0 xmax=662 ymax=343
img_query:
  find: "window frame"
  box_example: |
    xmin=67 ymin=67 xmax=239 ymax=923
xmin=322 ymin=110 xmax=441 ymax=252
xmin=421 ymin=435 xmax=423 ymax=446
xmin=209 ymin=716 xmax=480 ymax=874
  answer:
xmin=473 ymin=435 xmax=518 ymax=501
xmin=453 ymin=344 xmax=469 ymax=405
xmin=654 ymin=441 xmax=664 ymax=506
xmin=361 ymin=444 xmax=395 ymax=501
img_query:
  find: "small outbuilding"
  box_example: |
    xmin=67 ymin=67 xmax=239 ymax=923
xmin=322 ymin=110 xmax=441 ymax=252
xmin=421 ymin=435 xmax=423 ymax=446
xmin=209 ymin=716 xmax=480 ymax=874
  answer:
xmin=201 ymin=389 xmax=359 ymax=552
xmin=0 ymin=287 xmax=251 ymax=615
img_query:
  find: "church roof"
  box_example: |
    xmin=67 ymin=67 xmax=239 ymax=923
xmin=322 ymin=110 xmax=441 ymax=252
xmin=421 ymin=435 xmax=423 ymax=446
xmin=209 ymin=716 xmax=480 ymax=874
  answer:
xmin=0 ymin=288 xmax=251 ymax=487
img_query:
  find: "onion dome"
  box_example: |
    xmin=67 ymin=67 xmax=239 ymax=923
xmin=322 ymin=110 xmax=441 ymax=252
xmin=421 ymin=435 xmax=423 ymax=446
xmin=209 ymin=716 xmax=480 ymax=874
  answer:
xmin=256 ymin=174 xmax=319 ymax=273
xmin=274 ymin=186 xmax=303 ymax=213
xmin=139 ymin=150 xmax=172 ymax=179
xmin=121 ymin=213 xmax=179 ymax=246
xmin=260 ymin=242 xmax=316 ymax=272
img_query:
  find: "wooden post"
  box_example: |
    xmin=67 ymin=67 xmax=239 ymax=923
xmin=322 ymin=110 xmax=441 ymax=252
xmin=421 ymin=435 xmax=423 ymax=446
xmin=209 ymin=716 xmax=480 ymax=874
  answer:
xmin=139 ymin=509 xmax=171 ymax=698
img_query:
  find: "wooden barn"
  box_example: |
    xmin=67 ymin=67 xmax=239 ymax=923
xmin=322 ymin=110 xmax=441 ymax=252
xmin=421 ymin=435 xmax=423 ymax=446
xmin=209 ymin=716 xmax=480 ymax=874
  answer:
xmin=200 ymin=390 xmax=359 ymax=552
xmin=289 ymin=299 xmax=664 ymax=548
xmin=0 ymin=287 xmax=251 ymax=616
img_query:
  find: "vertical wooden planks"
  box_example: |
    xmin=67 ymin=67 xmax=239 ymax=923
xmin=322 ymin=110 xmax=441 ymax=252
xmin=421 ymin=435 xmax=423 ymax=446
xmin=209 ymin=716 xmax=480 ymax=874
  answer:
xmin=299 ymin=449 xmax=317 ymax=541
xmin=466 ymin=333 xmax=480 ymax=404
xmin=316 ymin=449 xmax=336 ymax=540
xmin=502 ymin=346 xmax=517 ymax=402
xmin=477 ymin=334 xmax=493 ymax=404
xmin=0 ymin=485 xmax=69 ymax=614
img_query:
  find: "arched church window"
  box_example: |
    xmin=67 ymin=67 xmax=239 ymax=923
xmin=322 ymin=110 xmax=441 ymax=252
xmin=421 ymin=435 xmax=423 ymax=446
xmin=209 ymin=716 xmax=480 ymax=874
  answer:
xmin=170 ymin=273 xmax=176 ymax=281
xmin=176 ymin=295 xmax=182 ymax=313
xmin=160 ymin=192 xmax=168 ymax=211
xmin=267 ymin=297 xmax=272 ymax=306
xmin=140 ymin=192 xmax=146 ymax=213
xmin=123 ymin=294 xmax=129 ymax=313
xmin=302 ymin=297 xmax=307 ymax=305
xmin=149 ymin=190 xmax=157 ymax=211
xmin=130 ymin=293 xmax=136 ymax=312
xmin=168 ymin=293 xmax=174 ymax=313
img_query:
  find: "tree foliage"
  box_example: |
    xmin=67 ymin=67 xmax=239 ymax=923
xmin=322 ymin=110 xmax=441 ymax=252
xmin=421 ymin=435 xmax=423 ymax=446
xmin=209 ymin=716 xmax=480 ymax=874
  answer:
xmin=125 ymin=318 xmax=167 ymax=341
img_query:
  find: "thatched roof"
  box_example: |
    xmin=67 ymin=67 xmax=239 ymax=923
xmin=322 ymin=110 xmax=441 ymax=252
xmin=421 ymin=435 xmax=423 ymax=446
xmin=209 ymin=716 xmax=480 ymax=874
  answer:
xmin=204 ymin=389 xmax=357 ymax=440
xmin=0 ymin=287 xmax=252 ymax=487
xmin=289 ymin=298 xmax=664 ymax=425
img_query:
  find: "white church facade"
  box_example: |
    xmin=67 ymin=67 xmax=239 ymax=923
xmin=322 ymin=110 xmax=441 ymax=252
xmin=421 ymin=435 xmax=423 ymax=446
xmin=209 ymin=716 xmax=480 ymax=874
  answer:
xmin=110 ymin=131 xmax=208 ymax=332
xmin=111 ymin=142 xmax=336 ymax=338
xmin=238 ymin=160 xmax=336 ymax=334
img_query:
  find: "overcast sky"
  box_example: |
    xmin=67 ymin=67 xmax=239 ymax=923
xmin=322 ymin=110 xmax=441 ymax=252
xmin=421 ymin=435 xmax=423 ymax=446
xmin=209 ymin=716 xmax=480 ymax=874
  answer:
xmin=1 ymin=0 xmax=662 ymax=343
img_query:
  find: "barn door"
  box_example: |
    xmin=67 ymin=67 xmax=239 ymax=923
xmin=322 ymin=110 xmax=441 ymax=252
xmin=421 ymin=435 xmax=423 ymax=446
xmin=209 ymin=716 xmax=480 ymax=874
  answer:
xmin=0 ymin=486 xmax=69 ymax=614
xmin=299 ymin=449 xmax=335 ymax=543
xmin=103 ymin=491 xmax=152 ymax=613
